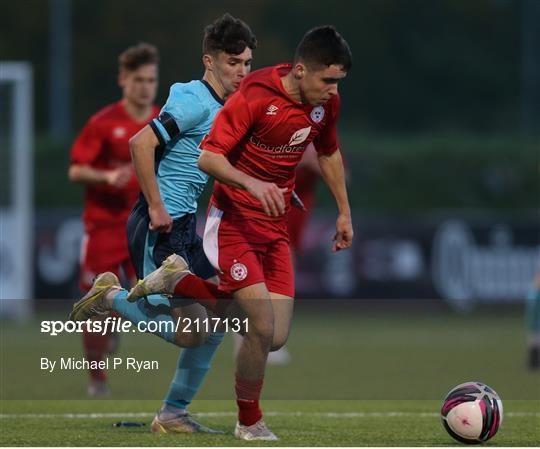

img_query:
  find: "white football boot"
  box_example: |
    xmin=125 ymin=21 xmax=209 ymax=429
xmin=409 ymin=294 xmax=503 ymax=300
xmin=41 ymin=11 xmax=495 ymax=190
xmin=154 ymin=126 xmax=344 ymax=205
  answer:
xmin=234 ymin=419 xmax=278 ymax=441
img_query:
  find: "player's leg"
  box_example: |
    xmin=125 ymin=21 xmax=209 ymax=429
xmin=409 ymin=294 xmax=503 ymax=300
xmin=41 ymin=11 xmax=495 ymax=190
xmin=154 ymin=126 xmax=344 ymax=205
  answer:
xmin=172 ymin=272 xmax=231 ymax=314
xmin=150 ymin=214 xmax=222 ymax=347
xmin=156 ymin=298 xmax=224 ymax=434
xmin=233 ymin=293 xmax=293 ymax=365
xmin=73 ymin=273 xmax=183 ymax=345
xmin=231 ymin=282 xmax=277 ymax=440
xmin=221 ymin=239 xmax=290 ymax=438
xmin=230 ymin=293 xmax=293 ymax=359
xmin=78 ymin=229 xmax=125 ymax=397
xmin=233 ymin=283 xmax=274 ymax=378
xmin=79 ymin=237 xmax=108 ymax=397
xmin=72 ymin=276 xmax=220 ymax=431
xmin=150 ymin=215 xmax=225 ymax=433
xmin=126 ymin=215 xmax=231 ymax=314
xmin=72 ymin=203 xmax=190 ymax=345
xmin=269 ymin=293 xmax=294 ymax=351
xmin=202 ymin=255 xmax=277 ymax=438
xmin=151 ymin=298 xmax=224 ymax=434
xmin=127 ymin=254 xmax=231 ymax=314
xmin=265 ymin=237 xmax=295 ymax=352
xmin=111 ymin=203 xmax=191 ymax=344
xmin=102 ymin=256 xmax=139 ymax=362
xmin=201 ymin=207 xmax=278 ymax=440
xmin=526 ymin=273 xmax=540 ymax=370
xmin=126 ymin=251 xmax=231 ymax=315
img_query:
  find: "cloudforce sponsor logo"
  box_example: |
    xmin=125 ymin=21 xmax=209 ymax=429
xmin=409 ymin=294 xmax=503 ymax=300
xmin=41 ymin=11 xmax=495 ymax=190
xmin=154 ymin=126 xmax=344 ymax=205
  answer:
xmin=249 ymin=135 xmax=306 ymax=154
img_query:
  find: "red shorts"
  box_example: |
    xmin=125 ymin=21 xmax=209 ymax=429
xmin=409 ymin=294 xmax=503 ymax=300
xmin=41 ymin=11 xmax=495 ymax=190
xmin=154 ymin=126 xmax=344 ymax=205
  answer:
xmin=79 ymin=223 xmax=135 ymax=291
xmin=203 ymin=205 xmax=294 ymax=297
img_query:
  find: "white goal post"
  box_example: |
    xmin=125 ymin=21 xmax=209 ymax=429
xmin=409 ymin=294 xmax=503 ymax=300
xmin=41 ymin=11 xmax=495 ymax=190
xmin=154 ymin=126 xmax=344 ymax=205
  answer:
xmin=0 ymin=62 xmax=34 ymax=320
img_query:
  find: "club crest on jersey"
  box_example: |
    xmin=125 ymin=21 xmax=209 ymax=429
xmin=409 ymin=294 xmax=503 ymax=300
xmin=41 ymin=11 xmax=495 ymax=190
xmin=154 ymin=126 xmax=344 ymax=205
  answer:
xmin=288 ymin=126 xmax=312 ymax=146
xmin=230 ymin=262 xmax=248 ymax=281
xmin=113 ymin=127 xmax=127 ymax=138
xmin=266 ymin=104 xmax=278 ymax=115
xmin=310 ymin=106 xmax=325 ymax=123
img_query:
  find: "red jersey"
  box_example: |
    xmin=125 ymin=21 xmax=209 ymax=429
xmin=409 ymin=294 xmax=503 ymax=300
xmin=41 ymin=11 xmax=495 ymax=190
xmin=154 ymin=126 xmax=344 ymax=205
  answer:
xmin=70 ymin=101 xmax=159 ymax=228
xmin=201 ymin=64 xmax=340 ymax=220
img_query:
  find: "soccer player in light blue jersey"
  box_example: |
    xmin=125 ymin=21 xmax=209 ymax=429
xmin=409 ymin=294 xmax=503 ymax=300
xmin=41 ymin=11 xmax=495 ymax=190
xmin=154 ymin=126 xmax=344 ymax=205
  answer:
xmin=70 ymin=13 xmax=256 ymax=433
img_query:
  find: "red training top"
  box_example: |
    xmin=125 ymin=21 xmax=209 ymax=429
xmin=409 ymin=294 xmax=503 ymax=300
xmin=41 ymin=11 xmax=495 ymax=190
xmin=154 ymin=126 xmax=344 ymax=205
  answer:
xmin=70 ymin=101 xmax=159 ymax=229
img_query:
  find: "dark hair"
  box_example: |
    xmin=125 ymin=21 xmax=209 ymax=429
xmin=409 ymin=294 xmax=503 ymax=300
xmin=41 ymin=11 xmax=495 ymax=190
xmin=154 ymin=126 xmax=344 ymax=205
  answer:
xmin=118 ymin=42 xmax=159 ymax=72
xmin=294 ymin=26 xmax=352 ymax=71
xmin=203 ymin=13 xmax=257 ymax=55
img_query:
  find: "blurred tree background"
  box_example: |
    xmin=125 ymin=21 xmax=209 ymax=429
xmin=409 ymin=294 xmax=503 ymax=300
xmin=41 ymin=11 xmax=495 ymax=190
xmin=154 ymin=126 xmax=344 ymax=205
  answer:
xmin=0 ymin=0 xmax=538 ymax=212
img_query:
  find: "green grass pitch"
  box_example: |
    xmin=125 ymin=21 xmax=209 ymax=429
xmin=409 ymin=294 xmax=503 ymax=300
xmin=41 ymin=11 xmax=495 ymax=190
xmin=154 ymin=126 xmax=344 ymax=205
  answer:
xmin=1 ymin=399 xmax=538 ymax=446
xmin=1 ymin=303 xmax=539 ymax=446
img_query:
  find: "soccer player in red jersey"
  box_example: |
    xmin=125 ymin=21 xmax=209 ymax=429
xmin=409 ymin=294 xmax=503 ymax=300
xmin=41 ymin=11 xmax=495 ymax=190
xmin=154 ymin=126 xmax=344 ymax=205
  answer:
xmin=68 ymin=43 xmax=159 ymax=396
xmin=196 ymin=26 xmax=353 ymax=440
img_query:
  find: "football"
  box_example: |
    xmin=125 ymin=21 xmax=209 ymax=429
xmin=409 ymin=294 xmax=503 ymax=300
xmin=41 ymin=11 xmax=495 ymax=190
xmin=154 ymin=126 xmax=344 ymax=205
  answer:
xmin=441 ymin=381 xmax=503 ymax=444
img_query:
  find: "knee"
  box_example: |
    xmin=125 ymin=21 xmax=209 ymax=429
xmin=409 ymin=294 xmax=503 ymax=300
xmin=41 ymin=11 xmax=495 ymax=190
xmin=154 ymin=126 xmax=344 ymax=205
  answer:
xmin=173 ymin=331 xmax=206 ymax=348
xmin=269 ymin=343 xmax=284 ymax=352
xmin=245 ymin=318 xmax=274 ymax=347
xmin=270 ymin=333 xmax=289 ymax=352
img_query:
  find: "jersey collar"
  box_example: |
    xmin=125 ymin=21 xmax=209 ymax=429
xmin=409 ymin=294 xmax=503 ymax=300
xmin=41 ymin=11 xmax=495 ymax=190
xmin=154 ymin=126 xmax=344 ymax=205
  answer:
xmin=271 ymin=63 xmax=304 ymax=106
xmin=200 ymin=80 xmax=225 ymax=106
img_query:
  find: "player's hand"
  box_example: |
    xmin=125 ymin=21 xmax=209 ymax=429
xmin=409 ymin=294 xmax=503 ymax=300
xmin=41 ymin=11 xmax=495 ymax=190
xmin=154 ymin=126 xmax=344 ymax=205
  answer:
xmin=148 ymin=203 xmax=173 ymax=233
xmin=245 ymin=178 xmax=287 ymax=217
xmin=332 ymin=213 xmax=353 ymax=252
xmin=106 ymin=165 xmax=133 ymax=188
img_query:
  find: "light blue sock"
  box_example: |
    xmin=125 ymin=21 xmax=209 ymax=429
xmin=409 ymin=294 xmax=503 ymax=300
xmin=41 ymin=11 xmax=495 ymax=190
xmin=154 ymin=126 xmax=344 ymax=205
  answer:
xmin=112 ymin=290 xmax=176 ymax=343
xmin=164 ymin=332 xmax=225 ymax=409
xmin=526 ymin=287 xmax=540 ymax=334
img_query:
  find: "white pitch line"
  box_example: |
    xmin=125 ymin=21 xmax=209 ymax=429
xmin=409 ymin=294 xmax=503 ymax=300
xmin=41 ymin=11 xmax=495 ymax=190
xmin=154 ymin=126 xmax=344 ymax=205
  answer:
xmin=0 ymin=411 xmax=537 ymax=419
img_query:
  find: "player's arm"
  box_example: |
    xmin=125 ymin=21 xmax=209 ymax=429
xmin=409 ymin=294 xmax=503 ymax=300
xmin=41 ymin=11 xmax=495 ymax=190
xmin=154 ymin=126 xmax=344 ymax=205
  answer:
xmin=198 ymin=151 xmax=286 ymax=217
xmin=314 ymin=96 xmax=353 ymax=251
xmin=68 ymin=164 xmax=132 ymax=188
xmin=129 ymin=125 xmax=172 ymax=233
xmin=318 ymin=149 xmax=353 ymax=252
xmin=68 ymin=119 xmax=131 ymax=188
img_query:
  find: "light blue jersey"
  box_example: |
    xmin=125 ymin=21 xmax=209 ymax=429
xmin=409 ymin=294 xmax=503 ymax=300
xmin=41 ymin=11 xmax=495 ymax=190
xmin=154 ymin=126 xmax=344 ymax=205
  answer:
xmin=150 ymin=80 xmax=224 ymax=219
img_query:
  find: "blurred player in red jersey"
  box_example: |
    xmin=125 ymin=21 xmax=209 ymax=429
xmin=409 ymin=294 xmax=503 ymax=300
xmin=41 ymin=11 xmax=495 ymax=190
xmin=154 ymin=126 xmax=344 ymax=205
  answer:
xmin=288 ymin=143 xmax=321 ymax=253
xmin=68 ymin=43 xmax=159 ymax=397
xmin=196 ymin=26 xmax=353 ymax=440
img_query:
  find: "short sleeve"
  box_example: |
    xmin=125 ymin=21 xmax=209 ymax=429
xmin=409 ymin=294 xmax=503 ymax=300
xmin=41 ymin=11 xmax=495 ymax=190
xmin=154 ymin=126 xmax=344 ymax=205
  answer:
xmin=70 ymin=119 xmax=103 ymax=165
xmin=200 ymin=91 xmax=254 ymax=156
xmin=313 ymin=95 xmax=341 ymax=156
xmin=150 ymin=83 xmax=207 ymax=145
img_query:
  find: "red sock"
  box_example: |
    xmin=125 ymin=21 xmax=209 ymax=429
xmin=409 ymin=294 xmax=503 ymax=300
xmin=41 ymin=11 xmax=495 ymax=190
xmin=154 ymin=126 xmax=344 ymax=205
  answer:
xmin=174 ymin=274 xmax=230 ymax=314
xmin=82 ymin=326 xmax=109 ymax=381
xmin=235 ymin=376 xmax=263 ymax=426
